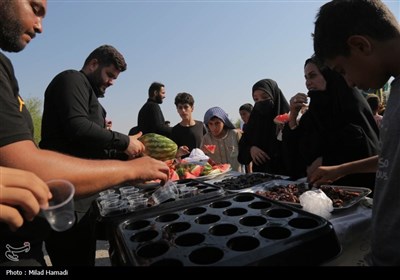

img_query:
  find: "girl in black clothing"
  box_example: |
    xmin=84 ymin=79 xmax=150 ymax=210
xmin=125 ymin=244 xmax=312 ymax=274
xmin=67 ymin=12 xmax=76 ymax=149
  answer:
xmin=238 ymin=79 xmax=290 ymax=175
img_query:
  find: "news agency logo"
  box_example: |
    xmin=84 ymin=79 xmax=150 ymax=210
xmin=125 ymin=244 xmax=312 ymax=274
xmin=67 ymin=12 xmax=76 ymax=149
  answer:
xmin=4 ymin=242 xmax=31 ymax=262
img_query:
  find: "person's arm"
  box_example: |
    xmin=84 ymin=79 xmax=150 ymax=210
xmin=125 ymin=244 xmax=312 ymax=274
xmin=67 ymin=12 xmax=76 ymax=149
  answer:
xmin=308 ymin=155 xmax=378 ymax=186
xmin=288 ymin=93 xmax=308 ymax=129
xmin=0 ymin=140 xmax=169 ymax=197
xmin=0 ymin=167 xmax=51 ymax=231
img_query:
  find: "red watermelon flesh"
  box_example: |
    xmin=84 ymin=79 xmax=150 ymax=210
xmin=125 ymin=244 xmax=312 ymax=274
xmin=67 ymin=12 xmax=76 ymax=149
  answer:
xmin=190 ymin=165 xmax=203 ymax=177
xmin=169 ymin=169 xmax=179 ymax=181
xmin=204 ymin=144 xmax=216 ymax=154
xmin=212 ymin=163 xmax=231 ymax=172
xmin=274 ymin=113 xmax=290 ymax=124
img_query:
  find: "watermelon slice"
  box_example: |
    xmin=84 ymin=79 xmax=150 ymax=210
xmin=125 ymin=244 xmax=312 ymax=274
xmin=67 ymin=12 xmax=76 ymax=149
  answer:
xmin=204 ymin=144 xmax=216 ymax=154
xmin=190 ymin=165 xmax=203 ymax=177
xmin=183 ymin=171 xmax=197 ymax=179
xmin=169 ymin=169 xmax=179 ymax=181
xmin=274 ymin=113 xmax=290 ymax=124
xmin=212 ymin=163 xmax=231 ymax=173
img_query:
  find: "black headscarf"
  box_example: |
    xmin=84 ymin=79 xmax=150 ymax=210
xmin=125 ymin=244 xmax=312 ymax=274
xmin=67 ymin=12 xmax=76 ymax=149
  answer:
xmin=251 ymin=79 xmax=289 ymax=117
xmin=238 ymin=79 xmax=290 ymax=174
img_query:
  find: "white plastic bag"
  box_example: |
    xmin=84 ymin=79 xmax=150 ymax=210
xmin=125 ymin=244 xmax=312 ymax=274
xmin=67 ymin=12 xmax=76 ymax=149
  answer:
xmin=182 ymin=148 xmax=209 ymax=165
xmin=299 ymin=190 xmax=333 ymax=219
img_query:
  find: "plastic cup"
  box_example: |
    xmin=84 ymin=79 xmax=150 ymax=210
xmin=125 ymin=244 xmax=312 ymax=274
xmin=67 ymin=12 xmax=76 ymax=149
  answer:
xmin=128 ymin=197 xmax=148 ymax=211
xmin=99 ymin=189 xmax=116 ymax=197
xmin=151 ymin=181 xmax=179 ymax=205
xmin=102 ymin=200 xmax=127 ymax=216
xmin=98 ymin=193 xmax=120 ymax=201
xmin=41 ymin=179 xmax=76 ymax=232
xmin=179 ymin=186 xmax=198 ymax=198
xmin=119 ymin=186 xmax=139 ymax=198
xmin=125 ymin=193 xmax=144 ymax=201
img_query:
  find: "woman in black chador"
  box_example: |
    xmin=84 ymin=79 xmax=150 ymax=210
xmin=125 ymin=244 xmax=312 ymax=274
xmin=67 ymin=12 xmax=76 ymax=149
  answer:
xmin=282 ymin=57 xmax=379 ymax=192
xmin=238 ymin=79 xmax=290 ymax=175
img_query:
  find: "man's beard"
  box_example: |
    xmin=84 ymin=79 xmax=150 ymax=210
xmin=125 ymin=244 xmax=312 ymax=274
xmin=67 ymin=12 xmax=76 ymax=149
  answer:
xmin=87 ymin=70 xmax=106 ymax=98
xmin=155 ymin=94 xmax=163 ymax=104
xmin=0 ymin=5 xmax=26 ymax=52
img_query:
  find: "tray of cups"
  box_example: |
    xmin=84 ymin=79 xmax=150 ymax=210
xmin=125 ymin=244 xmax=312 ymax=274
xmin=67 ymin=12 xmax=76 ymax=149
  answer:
xmin=95 ymin=179 xmax=225 ymax=219
xmin=109 ymin=193 xmax=341 ymax=266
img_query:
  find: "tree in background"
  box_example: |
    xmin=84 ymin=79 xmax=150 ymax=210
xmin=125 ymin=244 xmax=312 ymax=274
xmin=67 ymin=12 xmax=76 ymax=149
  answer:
xmin=234 ymin=119 xmax=241 ymax=129
xmin=24 ymin=97 xmax=42 ymax=145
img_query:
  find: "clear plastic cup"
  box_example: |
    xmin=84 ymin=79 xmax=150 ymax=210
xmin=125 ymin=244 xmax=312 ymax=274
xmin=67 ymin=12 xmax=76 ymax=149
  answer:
xmin=41 ymin=179 xmax=76 ymax=232
xmin=98 ymin=193 xmax=120 ymax=201
xmin=102 ymin=200 xmax=127 ymax=216
xmin=179 ymin=186 xmax=198 ymax=198
xmin=99 ymin=189 xmax=116 ymax=197
xmin=119 ymin=186 xmax=139 ymax=198
xmin=128 ymin=197 xmax=148 ymax=211
xmin=151 ymin=181 xmax=179 ymax=205
xmin=125 ymin=193 xmax=144 ymax=201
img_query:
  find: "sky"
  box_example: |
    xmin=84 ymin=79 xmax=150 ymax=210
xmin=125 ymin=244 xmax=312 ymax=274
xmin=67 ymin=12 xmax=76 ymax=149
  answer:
xmin=8 ymin=0 xmax=400 ymax=134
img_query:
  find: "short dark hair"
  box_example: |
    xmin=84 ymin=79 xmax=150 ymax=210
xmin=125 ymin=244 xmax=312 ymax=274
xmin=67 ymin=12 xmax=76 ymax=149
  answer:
xmin=313 ymin=0 xmax=399 ymax=62
xmin=174 ymin=92 xmax=194 ymax=106
xmin=239 ymin=103 xmax=253 ymax=113
xmin=148 ymin=82 xmax=165 ymax=98
xmin=84 ymin=45 xmax=127 ymax=71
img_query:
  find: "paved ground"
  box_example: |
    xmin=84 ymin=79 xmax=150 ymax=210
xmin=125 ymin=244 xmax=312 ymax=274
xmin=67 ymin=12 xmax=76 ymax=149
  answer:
xmin=44 ymin=240 xmax=111 ymax=266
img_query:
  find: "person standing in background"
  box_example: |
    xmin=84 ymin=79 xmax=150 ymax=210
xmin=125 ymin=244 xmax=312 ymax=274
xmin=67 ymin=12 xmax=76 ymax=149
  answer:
xmin=202 ymin=107 xmax=243 ymax=173
xmin=40 ymin=44 xmax=145 ymax=266
xmin=137 ymin=82 xmax=172 ymax=137
xmin=171 ymin=92 xmax=206 ymax=158
xmin=238 ymin=79 xmax=290 ymax=175
xmin=239 ymin=103 xmax=253 ymax=132
xmin=239 ymin=103 xmax=253 ymax=173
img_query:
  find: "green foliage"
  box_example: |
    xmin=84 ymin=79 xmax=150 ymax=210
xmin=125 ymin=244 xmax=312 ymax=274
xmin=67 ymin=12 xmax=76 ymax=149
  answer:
xmin=24 ymin=97 xmax=42 ymax=145
xmin=234 ymin=119 xmax=241 ymax=129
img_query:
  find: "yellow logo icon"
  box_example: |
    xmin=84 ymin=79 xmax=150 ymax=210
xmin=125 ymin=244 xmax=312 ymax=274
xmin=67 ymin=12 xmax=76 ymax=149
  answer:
xmin=18 ymin=96 xmax=25 ymax=112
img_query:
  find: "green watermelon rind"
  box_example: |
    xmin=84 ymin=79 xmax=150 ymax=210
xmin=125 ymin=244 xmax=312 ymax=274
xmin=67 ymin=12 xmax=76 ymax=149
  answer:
xmin=139 ymin=133 xmax=178 ymax=161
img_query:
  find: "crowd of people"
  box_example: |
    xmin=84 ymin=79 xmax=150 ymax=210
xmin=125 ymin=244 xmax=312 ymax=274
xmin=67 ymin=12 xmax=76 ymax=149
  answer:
xmin=1 ymin=0 xmax=399 ymax=267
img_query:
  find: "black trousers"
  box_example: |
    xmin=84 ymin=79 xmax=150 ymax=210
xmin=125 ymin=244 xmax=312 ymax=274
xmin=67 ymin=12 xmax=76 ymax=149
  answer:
xmin=45 ymin=209 xmax=97 ymax=266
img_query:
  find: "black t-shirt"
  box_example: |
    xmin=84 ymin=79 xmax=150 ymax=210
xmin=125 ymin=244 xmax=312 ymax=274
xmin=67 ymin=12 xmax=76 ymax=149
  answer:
xmin=0 ymin=52 xmax=34 ymax=146
xmin=39 ymin=70 xmax=129 ymax=160
xmin=171 ymin=121 xmax=206 ymax=152
xmin=0 ymin=51 xmax=49 ymax=265
xmin=137 ymin=99 xmax=172 ymax=137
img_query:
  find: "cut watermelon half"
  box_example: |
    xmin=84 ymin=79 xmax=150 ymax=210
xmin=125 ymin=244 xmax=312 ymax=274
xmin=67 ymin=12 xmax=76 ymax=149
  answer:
xmin=204 ymin=144 xmax=216 ymax=154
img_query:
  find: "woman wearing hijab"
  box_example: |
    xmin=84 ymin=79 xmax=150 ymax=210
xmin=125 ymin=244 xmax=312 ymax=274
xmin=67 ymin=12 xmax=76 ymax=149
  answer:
xmin=238 ymin=79 xmax=290 ymax=175
xmin=202 ymin=107 xmax=243 ymax=172
xmin=283 ymin=56 xmax=379 ymax=191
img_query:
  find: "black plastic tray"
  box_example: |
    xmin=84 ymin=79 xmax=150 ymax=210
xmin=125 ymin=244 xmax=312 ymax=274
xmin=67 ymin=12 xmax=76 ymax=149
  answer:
xmin=109 ymin=193 xmax=341 ymax=266
xmin=210 ymin=172 xmax=288 ymax=192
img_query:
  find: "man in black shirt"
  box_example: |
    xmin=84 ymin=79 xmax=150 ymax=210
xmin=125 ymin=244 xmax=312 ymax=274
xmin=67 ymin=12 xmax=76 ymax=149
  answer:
xmin=40 ymin=45 xmax=143 ymax=160
xmin=137 ymin=82 xmax=172 ymax=137
xmin=40 ymin=45 xmax=146 ymax=266
xmin=0 ymin=0 xmax=169 ymax=266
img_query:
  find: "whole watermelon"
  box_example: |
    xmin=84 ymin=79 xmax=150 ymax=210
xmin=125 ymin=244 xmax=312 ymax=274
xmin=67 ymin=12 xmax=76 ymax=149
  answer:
xmin=138 ymin=133 xmax=178 ymax=161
